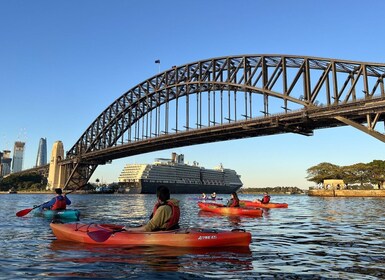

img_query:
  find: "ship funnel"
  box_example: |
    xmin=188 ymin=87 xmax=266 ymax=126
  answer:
xmin=171 ymin=152 xmax=177 ymax=163
xmin=178 ymin=154 xmax=184 ymax=164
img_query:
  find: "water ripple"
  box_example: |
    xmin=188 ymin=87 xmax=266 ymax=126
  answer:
xmin=2 ymin=194 xmax=385 ymax=279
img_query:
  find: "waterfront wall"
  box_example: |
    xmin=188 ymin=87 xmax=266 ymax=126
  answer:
xmin=308 ymin=189 xmax=385 ymax=197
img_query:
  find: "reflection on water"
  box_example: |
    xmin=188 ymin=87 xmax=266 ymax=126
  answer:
xmin=2 ymin=194 xmax=385 ymax=279
xmin=198 ymin=209 xmax=258 ymax=227
xmin=50 ymin=239 xmax=253 ymax=275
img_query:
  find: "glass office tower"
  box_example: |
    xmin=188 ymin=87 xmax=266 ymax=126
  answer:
xmin=35 ymin=137 xmax=47 ymax=167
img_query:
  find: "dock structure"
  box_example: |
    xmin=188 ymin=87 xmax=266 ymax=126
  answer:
xmin=308 ymin=189 xmax=385 ymax=197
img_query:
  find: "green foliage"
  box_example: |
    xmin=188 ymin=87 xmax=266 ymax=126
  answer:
xmin=306 ymin=162 xmax=342 ymax=184
xmin=367 ymin=160 xmax=385 ymax=184
xmin=342 ymin=163 xmax=369 ymax=186
xmin=0 ymin=173 xmax=46 ymax=191
xmin=306 ymin=160 xmax=385 ymax=187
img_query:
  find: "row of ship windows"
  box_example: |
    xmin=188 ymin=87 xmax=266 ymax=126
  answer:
xmin=119 ymin=174 xmax=233 ymax=182
xmin=119 ymin=179 xmax=226 ymax=185
xmin=121 ymin=169 xmax=201 ymax=175
xmin=142 ymin=180 xmax=225 ymax=185
xmin=122 ymin=168 xmax=227 ymax=175
xmin=119 ymin=174 xmax=239 ymax=181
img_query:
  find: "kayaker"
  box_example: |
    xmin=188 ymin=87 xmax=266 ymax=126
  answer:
xmin=40 ymin=188 xmax=71 ymax=210
xmin=258 ymin=192 xmax=271 ymax=204
xmin=210 ymin=192 xmax=217 ymax=200
xmin=201 ymin=193 xmax=207 ymax=199
xmin=226 ymin=192 xmax=240 ymax=207
xmin=123 ymin=185 xmax=180 ymax=232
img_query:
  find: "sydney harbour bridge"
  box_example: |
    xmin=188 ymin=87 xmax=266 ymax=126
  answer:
xmin=21 ymin=54 xmax=385 ymax=190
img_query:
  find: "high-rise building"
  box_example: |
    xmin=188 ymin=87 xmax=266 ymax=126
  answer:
xmin=35 ymin=138 xmax=47 ymax=167
xmin=1 ymin=150 xmax=12 ymax=176
xmin=12 ymin=141 xmax=25 ymax=173
xmin=0 ymin=151 xmax=3 ymax=176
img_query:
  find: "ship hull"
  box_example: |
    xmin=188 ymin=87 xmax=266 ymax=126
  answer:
xmin=123 ymin=180 xmax=242 ymax=194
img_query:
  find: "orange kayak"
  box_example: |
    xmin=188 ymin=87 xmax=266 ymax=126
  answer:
xmin=50 ymin=222 xmax=251 ymax=247
xmin=197 ymin=202 xmax=263 ymax=217
xmin=239 ymin=200 xmax=288 ymax=208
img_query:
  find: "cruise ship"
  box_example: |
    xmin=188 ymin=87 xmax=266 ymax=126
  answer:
xmin=118 ymin=153 xmax=243 ymax=194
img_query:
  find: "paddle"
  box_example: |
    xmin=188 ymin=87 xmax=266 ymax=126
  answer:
xmin=16 ymin=202 xmax=49 ymax=217
xmin=87 ymin=228 xmax=126 ymax=242
xmin=16 ymin=188 xmax=78 ymax=217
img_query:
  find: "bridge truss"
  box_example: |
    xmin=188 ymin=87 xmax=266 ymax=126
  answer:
xmin=52 ymin=54 xmax=385 ymax=189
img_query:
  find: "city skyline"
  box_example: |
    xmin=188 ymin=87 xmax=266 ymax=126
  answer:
xmin=1 ymin=1 xmax=385 ymax=189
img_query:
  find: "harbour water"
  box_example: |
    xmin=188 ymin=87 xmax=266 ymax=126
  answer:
xmin=2 ymin=193 xmax=385 ymax=279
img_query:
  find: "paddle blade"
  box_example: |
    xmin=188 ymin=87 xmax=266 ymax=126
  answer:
xmin=87 ymin=229 xmax=125 ymax=243
xmin=16 ymin=208 xmax=33 ymax=217
xmin=87 ymin=230 xmax=114 ymax=242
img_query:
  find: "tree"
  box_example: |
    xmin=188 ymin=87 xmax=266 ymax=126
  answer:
xmin=306 ymin=162 xmax=342 ymax=184
xmin=307 ymin=160 xmax=385 ymax=189
xmin=342 ymin=163 xmax=370 ymax=186
xmin=367 ymin=160 xmax=385 ymax=188
xmin=0 ymin=173 xmax=46 ymax=191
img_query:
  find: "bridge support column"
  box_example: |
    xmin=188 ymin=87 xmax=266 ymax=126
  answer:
xmin=47 ymin=141 xmax=67 ymax=190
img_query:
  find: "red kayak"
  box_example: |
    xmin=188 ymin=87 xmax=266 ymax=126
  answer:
xmin=197 ymin=202 xmax=263 ymax=217
xmin=240 ymin=200 xmax=288 ymax=208
xmin=50 ymin=222 xmax=251 ymax=247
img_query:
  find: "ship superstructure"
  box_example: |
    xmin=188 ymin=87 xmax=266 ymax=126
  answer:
xmin=118 ymin=153 xmax=243 ymax=194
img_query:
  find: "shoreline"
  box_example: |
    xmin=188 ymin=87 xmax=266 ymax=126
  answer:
xmin=0 ymin=191 xmax=87 ymax=194
xmin=308 ymin=189 xmax=385 ymax=197
xmin=1 ymin=191 xmax=52 ymax=194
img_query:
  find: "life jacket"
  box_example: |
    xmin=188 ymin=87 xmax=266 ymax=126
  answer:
xmin=152 ymin=200 xmax=180 ymax=230
xmin=261 ymin=195 xmax=271 ymax=204
xmin=51 ymin=196 xmax=67 ymax=210
xmin=228 ymin=198 xmax=240 ymax=207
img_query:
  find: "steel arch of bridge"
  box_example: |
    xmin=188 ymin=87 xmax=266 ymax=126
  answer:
xmin=61 ymin=54 xmax=385 ymax=189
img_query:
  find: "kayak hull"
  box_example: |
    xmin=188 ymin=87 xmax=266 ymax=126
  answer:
xmin=188 ymin=197 xmax=223 ymax=201
xmin=197 ymin=202 xmax=263 ymax=217
xmin=33 ymin=208 xmax=80 ymax=221
xmin=50 ymin=223 xmax=251 ymax=247
xmin=240 ymin=200 xmax=288 ymax=208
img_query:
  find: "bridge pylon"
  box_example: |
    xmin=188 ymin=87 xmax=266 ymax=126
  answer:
xmin=47 ymin=141 xmax=67 ymax=190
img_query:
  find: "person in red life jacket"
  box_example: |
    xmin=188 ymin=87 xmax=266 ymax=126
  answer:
xmin=40 ymin=188 xmax=71 ymax=210
xmin=123 ymin=185 xmax=180 ymax=232
xmin=258 ymin=192 xmax=271 ymax=204
xmin=226 ymin=192 xmax=240 ymax=207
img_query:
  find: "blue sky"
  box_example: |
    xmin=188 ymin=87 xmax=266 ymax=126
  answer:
xmin=1 ymin=0 xmax=385 ymax=189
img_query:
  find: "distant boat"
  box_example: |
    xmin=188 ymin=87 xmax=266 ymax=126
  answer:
xmin=94 ymin=186 xmax=114 ymax=194
xmin=118 ymin=152 xmax=243 ymax=194
xmin=8 ymin=188 xmax=17 ymax=194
